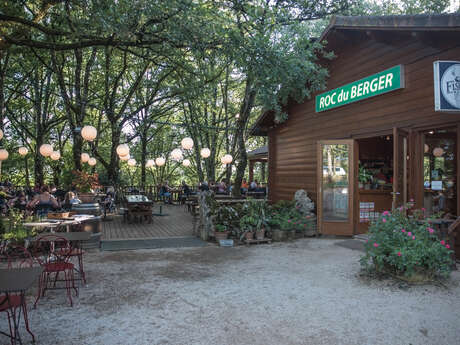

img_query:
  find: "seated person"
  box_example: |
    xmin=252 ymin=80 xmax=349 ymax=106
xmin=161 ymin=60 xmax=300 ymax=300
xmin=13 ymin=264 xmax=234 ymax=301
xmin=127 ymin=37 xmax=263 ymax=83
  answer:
xmin=28 ymin=185 xmax=59 ymax=216
xmin=159 ymin=181 xmax=172 ymax=204
xmin=241 ymin=179 xmax=249 ymax=194
xmin=199 ymin=181 xmax=209 ymax=192
xmin=180 ymin=181 xmax=191 ymax=203
xmin=216 ymin=180 xmax=227 ymax=194
xmin=62 ymin=191 xmax=81 ymax=210
xmin=249 ymin=180 xmax=258 ymax=192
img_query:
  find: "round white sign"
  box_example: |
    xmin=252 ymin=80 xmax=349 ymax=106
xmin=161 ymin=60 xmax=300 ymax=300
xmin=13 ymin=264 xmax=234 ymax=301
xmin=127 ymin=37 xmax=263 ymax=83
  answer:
xmin=440 ymin=63 xmax=460 ymax=109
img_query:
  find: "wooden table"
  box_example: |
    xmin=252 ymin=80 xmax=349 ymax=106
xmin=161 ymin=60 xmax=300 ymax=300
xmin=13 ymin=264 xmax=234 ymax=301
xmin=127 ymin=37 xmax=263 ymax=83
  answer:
xmin=24 ymin=215 xmax=96 ymax=232
xmin=124 ymin=195 xmax=153 ymax=224
xmin=0 ymin=267 xmax=43 ymax=345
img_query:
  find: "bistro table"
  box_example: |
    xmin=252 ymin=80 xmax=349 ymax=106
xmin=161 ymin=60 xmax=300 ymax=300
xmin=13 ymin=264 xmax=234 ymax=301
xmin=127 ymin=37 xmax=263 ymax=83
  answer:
xmin=124 ymin=195 xmax=154 ymax=224
xmin=24 ymin=215 xmax=95 ymax=233
xmin=0 ymin=267 xmax=43 ymax=345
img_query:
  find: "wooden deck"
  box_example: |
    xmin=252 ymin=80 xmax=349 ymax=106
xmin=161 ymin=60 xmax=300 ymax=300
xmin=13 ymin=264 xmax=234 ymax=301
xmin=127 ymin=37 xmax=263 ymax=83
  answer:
xmin=101 ymin=204 xmax=195 ymax=240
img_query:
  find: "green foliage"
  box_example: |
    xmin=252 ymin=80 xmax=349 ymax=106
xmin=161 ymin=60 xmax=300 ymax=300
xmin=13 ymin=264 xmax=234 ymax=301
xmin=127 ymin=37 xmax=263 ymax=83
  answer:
xmin=358 ymin=164 xmax=372 ymax=184
xmin=239 ymin=199 xmax=269 ymax=232
xmin=1 ymin=209 xmax=36 ymax=243
xmin=268 ymin=201 xmax=314 ymax=231
xmin=213 ymin=205 xmax=240 ymax=232
xmin=72 ymin=171 xmax=101 ymax=193
xmin=360 ymin=206 xmax=454 ymax=280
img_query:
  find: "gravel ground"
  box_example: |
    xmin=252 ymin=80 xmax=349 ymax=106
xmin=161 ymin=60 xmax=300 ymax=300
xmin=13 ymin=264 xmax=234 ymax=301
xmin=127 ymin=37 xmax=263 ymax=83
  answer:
xmin=3 ymin=238 xmax=460 ymax=345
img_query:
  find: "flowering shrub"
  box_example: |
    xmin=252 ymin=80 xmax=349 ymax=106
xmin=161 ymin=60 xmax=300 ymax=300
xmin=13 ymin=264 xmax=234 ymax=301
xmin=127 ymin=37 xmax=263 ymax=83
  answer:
xmin=72 ymin=170 xmax=101 ymax=193
xmin=360 ymin=206 xmax=453 ymax=280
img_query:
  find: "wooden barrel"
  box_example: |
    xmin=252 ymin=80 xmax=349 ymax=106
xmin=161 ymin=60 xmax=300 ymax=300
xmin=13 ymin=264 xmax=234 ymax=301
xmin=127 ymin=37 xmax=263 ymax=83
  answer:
xmin=72 ymin=203 xmax=101 ymax=216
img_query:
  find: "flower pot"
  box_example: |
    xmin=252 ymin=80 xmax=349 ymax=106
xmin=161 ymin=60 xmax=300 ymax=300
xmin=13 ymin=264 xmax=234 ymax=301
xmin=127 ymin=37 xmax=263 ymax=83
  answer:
xmin=244 ymin=231 xmax=254 ymax=240
xmin=255 ymin=229 xmax=265 ymax=240
xmin=79 ymin=193 xmax=97 ymax=203
xmin=215 ymin=231 xmax=229 ymax=242
xmin=287 ymin=229 xmax=296 ymax=240
xmin=271 ymin=229 xmax=287 ymax=242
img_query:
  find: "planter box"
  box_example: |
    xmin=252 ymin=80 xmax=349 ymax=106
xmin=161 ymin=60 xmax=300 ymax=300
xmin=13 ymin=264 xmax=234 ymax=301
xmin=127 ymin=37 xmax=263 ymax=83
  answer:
xmin=271 ymin=229 xmax=287 ymax=242
xmin=214 ymin=231 xmax=229 ymax=242
xmin=79 ymin=193 xmax=97 ymax=203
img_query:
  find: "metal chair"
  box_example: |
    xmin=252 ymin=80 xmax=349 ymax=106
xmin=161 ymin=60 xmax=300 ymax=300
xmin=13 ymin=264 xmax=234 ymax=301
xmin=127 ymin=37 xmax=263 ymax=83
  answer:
xmin=31 ymin=235 xmax=78 ymax=307
xmin=0 ymin=245 xmax=37 ymax=344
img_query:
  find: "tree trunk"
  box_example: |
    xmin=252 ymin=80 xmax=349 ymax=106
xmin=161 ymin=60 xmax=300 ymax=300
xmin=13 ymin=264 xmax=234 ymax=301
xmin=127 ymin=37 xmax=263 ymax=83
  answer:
xmin=34 ymin=144 xmax=44 ymax=186
xmin=232 ymin=78 xmax=257 ymax=197
xmin=107 ymin=125 xmax=121 ymax=185
xmin=140 ymin=129 xmax=147 ymax=190
xmin=24 ymin=156 xmax=31 ymax=189
xmin=73 ymin=131 xmax=83 ymax=171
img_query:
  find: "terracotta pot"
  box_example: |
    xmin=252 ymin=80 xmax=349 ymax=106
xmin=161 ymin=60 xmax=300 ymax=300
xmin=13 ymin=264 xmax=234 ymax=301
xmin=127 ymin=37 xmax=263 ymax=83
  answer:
xmin=255 ymin=229 xmax=265 ymax=240
xmin=244 ymin=231 xmax=254 ymax=240
xmin=215 ymin=231 xmax=229 ymax=242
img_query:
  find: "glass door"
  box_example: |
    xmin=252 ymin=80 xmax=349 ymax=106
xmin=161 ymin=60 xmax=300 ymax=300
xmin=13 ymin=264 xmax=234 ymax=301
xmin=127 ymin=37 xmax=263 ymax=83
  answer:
xmin=317 ymin=140 xmax=355 ymax=235
xmin=393 ymin=128 xmax=409 ymax=209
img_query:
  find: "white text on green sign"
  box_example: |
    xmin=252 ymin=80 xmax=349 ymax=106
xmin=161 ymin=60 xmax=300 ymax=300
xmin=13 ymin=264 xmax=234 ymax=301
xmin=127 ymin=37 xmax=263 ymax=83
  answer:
xmin=315 ymin=65 xmax=405 ymax=112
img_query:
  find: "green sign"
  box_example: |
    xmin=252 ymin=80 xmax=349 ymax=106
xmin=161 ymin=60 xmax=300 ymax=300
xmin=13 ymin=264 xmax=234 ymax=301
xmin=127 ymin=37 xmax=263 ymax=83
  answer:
xmin=315 ymin=65 xmax=404 ymax=113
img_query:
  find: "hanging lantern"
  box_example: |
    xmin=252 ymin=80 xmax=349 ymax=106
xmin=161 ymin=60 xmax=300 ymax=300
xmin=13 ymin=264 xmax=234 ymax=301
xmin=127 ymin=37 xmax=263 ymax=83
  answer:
xmin=50 ymin=151 xmax=61 ymax=161
xmin=81 ymin=125 xmax=97 ymax=141
xmin=0 ymin=129 xmax=3 ymax=140
xmin=81 ymin=153 xmax=90 ymax=163
xmin=181 ymin=137 xmax=194 ymax=150
xmin=127 ymin=158 xmax=136 ymax=167
xmin=182 ymin=159 xmax=191 ymax=167
xmin=39 ymin=144 xmax=53 ymax=157
xmin=424 ymin=144 xmax=429 ymax=153
xmin=0 ymin=149 xmax=8 ymax=161
xmin=171 ymin=148 xmax=183 ymax=161
xmin=221 ymin=154 xmax=233 ymax=164
xmin=116 ymin=144 xmax=130 ymax=157
xmin=235 ymin=114 xmax=240 ymax=119
xmin=146 ymin=159 xmax=155 ymax=168
xmin=200 ymin=148 xmax=211 ymax=158
xmin=120 ymin=154 xmax=130 ymax=161
xmin=18 ymin=147 xmax=28 ymax=156
xmin=155 ymin=157 xmax=166 ymax=166
xmin=88 ymin=157 xmax=97 ymax=166
xmin=433 ymin=147 xmax=444 ymax=157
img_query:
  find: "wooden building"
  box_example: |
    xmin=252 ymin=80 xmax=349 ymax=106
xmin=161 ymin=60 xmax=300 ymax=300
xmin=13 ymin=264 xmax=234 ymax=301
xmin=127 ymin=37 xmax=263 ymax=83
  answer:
xmin=251 ymin=14 xmax=460 ymax=240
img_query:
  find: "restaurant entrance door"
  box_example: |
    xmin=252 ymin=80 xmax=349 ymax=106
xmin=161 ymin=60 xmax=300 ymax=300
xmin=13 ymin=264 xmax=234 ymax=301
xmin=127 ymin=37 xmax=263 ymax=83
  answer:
xmin=317 ymin=140 xmax=355 ymax=235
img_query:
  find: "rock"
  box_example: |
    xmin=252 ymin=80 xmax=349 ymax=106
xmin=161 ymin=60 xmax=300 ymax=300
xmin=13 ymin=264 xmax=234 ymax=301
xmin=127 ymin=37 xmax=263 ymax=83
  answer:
xmin=294 ymin=189 xmax=315 ymax=216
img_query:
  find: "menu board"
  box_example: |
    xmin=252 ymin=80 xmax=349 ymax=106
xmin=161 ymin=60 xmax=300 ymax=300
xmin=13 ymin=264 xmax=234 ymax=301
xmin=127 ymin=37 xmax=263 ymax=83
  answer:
xmin=359 ymin=202 xmax=379 ymax=223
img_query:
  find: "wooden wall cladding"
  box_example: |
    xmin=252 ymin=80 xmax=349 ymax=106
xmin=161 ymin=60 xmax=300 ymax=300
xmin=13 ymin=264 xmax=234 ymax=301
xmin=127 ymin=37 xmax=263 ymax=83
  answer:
xmin=269 ymin=32 xmax=460 ymax=204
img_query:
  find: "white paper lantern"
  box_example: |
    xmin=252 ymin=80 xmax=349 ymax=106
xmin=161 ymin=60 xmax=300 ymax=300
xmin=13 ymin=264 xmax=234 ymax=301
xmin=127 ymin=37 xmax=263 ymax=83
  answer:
xmin=120 ymin=154 xmax=130 ymax=161
xmin=433 ymin=147 xmax=444 ymax=157
xmin=88 ymin=157 xmax=97 ymax=166
xmin=200 ymin=148 xmax=211 ymax=158
xmin=0 ymin=129 xmax=3 ymax=140
xmin=127 ymin=158 xmax=136 ymax=167
xmin=81 ymin=153 xmax=90 ymax=163
xmin=18 ymin=147 xmax=28 ymax=156
xmin=235 ymin=114 xmax=240 ymax=119
xmin=221 ymin=154 xmax=233 ymax=164
xmin=81 ymin=125 xmax=97 ymax=141
xmin=171 ymin=148 xmax=183 ymax=161
xmin=146 ymin=159 xmax=155 ymax=168
xmin=116 ymin=144 xmax=130 ymax=157
xmin=39 ymin=144 xmax=53 ymax=157
xmin=0 ymin=149 xmax=8 ymax=161
xmin=182 ymin=159 xmax=191 ymax=167
xmin=181 ymin=137 xmax=194 ymax=150
xmin=424 ymin=144 xmax=429 ymax=153
xmin=50 ymin=151 xmax=61 ymax=161
xmin=155 ymin=157 xmax=166 ymax=166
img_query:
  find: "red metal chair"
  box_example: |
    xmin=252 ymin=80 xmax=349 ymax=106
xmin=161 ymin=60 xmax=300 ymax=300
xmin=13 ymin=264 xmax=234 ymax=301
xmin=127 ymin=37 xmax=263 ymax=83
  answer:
xmin=0 ymin=245 xmax=37 ymax=344
xmin=31 ymin=235 xmax=78 ymax=307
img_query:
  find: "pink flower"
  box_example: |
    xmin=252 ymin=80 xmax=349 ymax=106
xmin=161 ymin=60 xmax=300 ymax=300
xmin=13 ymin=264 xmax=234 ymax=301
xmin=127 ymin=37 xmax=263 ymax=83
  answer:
xmin=288 ymin=220 xmax=291 ymax=223
xmin=412 ymin=236 xmax=415 ymax=240
xmin=397 ymin=252 xmax=402 ymax=257
xmin=440 ymin=240 xmax=445 ymax=245
xmin=422 ymin=208 xmax=426 ymax=212
xmin=382 ymin=218 xmax=386 ymax=223
xmin=407 ymin=232 xmax=412 ymax=236
xmin=365 ymin=240 xmax=368 ymax=243
xmin=401 ymin=229 xmax=406 ymax=233
xmin=446 ymin=244 xmax=450 ymax=249
xmin=373 ymin=243 xmax=379 ymax=248
xmin=410 ymin=198 xmax=414 ymax=202
xmin=427 ymin=228 xmax=434 ymax=234
xmin=399 ymin=206 xmax=404 ymax=211
xmin=383 ymin=211 xmax=390 ymax=216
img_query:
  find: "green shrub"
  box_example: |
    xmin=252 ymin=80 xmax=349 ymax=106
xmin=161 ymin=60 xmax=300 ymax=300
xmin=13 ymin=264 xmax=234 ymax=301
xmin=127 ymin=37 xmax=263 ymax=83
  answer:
xmin=268 ymin=201 xmax=314 ymax=232
xmin=360 ymin=206 xmax=453 ymax=280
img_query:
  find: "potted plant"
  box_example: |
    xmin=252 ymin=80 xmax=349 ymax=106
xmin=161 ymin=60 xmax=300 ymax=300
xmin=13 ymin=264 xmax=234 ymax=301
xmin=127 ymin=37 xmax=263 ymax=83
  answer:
xmin=239 ymin=215 xmax=256 ymax=240
xmin=72 ymin=170 xmax=101 ymax=203
xmin=359 ymin=165 xmax=371 ymax=189
xmin=214 ymin=223 xmax=229 ymax=241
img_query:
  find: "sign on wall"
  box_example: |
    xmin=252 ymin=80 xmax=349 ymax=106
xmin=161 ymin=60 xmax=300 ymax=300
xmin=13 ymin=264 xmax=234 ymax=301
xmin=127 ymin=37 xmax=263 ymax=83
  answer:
xmin=434 ymin=61 xmax=460 ymax=112
xmin=315 ymin=65 xmax=405 ymax=113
